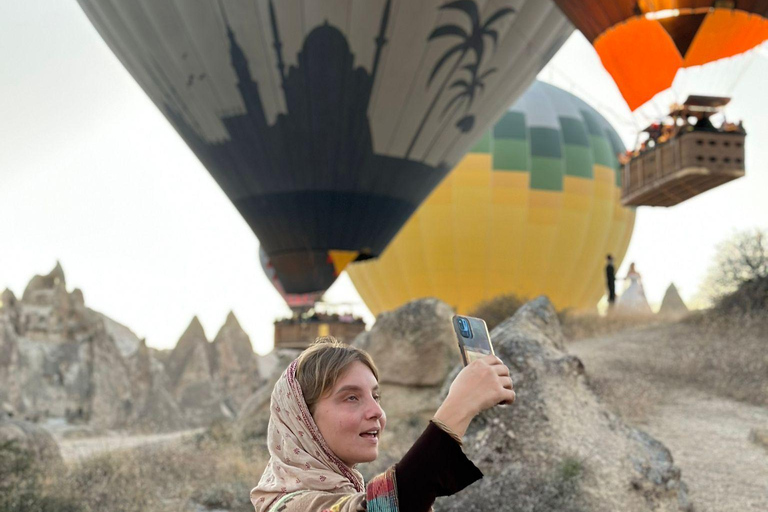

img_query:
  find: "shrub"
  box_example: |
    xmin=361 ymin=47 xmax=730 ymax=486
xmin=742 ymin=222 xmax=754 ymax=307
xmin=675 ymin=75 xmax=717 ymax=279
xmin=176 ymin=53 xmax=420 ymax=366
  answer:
xmin=699 ymin=228 xmax=768 ymax=304
xmin=192 ymin=482 xmax=253 ymax=510
xmin=469 ymin=294 xmax=527 ymax=331
xmin=715 ymin=275 xmax=768 ymax=315
xmin=0 ymin=440 xmax=83 ymax=512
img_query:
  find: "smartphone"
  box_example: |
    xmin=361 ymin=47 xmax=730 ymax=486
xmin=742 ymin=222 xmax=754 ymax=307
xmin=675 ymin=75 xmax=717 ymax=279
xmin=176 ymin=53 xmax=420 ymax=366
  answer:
xmin=452 ymin=315 xmax=495 ymax=366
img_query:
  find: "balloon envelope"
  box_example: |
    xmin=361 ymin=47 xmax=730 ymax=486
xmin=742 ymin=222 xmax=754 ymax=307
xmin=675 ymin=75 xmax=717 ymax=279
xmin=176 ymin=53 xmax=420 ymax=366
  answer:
xmin=553 ymin=1 xmax=768 ymax=110
xmin=347 ymin=81 xmax=635 ymax=315
xmin=77 ymin=0 xmax=573 ymax=305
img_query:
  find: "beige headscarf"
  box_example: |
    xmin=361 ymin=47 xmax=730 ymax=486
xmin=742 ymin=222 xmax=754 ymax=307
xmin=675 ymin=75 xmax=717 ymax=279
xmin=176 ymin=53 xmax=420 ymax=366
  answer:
xmin=250 ymin=359 xmax=365 ymax=512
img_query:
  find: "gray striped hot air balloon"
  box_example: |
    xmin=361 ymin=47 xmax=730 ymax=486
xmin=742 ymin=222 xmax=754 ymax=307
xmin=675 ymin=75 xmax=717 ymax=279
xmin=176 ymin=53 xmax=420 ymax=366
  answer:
xmin=77 ymin=0 xmax=573 ymax=309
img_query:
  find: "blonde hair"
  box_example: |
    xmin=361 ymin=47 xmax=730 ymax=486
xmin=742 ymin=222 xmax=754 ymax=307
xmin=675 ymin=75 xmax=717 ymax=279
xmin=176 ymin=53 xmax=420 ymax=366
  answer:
xmin=296 ymin=336 xmax=379 ymax=414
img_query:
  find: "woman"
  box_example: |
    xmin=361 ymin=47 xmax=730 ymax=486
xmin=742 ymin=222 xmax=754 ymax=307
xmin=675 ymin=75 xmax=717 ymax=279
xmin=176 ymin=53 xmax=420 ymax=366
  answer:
xmin=615 ymin=262 xmax=653 ymax=315
xmin=250 ymin=336 xmax=515 ymax=512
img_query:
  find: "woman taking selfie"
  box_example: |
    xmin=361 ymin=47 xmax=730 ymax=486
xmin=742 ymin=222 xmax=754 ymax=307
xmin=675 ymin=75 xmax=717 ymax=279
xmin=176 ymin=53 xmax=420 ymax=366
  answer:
xmin=250 ymin=336 xmax=516 ymax=512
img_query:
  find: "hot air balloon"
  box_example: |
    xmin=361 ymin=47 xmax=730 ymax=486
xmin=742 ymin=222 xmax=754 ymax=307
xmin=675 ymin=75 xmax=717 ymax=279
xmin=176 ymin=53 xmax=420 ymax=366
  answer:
xmin=77 ymin=0 xmax=573 ymax=309
xmin=552 ymin=1 xmax=768 ymax=111
xmin=346 ymin=81 xmax=635 ymax=315
xmin=552 ymin=1 xmax=761 ymax=207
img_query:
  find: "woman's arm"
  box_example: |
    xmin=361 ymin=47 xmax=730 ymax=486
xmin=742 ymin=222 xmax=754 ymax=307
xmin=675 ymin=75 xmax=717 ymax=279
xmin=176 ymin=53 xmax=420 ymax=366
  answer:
xmin=394 ymin=421 xmax=483 ymax=511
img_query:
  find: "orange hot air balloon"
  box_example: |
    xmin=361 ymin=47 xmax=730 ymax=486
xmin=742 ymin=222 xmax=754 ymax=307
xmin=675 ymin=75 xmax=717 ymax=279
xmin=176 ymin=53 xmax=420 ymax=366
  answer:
xmin=553 ymin=1 xmax=768 ymax=110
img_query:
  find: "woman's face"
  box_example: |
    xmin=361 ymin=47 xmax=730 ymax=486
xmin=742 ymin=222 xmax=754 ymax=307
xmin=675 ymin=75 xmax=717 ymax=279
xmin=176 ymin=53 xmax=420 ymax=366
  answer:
xmin=312 ymin=361 xmax=386 ymax=467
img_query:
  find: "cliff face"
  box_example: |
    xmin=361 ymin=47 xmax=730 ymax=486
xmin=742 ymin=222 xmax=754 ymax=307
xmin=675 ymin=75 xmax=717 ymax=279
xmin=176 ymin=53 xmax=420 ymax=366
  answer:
xmin=0 ymin=264 xmax=262 ymax=431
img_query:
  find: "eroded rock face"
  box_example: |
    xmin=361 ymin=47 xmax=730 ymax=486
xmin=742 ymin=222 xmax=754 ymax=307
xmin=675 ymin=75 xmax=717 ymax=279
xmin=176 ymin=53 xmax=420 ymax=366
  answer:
xmin=166 ymin=317 xmax=226 ymax=426
xmin=360 ymin=298 xmax=458 ymax=386
xmin=437 ymin=297 xmax=690 ymax=512
xmin=0 ymin=265 xmax=135 ymax=428
xmin=1 ymin=264 xmax=266 ymax=432
xmin=211 ymin=312 xmax=262 ymax=413
xmin=164 ymin=313 xmax=265 ymax=427
xmin=126 ymin=338 xmax=186 ymax=432
xmin=1 ymin=265 xmax=186 ymax=431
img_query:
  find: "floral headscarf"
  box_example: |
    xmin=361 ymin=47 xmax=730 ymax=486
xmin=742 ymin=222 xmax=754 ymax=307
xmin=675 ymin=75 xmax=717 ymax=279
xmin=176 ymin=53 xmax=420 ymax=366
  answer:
xmin=250 ymin=360 xmax=365 ymax=511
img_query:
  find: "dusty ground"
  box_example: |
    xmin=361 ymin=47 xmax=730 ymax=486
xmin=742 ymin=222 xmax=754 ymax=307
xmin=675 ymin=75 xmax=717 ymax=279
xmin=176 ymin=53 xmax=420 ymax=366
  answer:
xmin=570 ymin=325 xmax=768 ymax=512
xmin=55 ymin=428 xmax=204 ymax=462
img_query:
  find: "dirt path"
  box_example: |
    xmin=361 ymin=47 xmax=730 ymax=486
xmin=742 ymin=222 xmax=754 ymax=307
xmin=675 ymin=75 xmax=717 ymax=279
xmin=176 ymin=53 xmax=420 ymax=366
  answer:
xmin=570 ymin=332 xmax=768 ymax=511
xmin=56 ymin=428 xmax=204 ymax=462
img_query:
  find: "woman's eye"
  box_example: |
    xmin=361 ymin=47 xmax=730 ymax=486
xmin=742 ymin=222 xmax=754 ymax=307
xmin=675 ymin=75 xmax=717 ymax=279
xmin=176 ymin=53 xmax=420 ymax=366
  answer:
xmin=346 ymin=395 xmax=359 ymax=402
xmin=373 ymin=395 xmax=381 ymax=402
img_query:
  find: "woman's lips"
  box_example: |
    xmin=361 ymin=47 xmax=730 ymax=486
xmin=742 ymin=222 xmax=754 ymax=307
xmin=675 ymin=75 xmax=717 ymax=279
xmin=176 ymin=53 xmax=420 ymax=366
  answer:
xmin=359 ymin=433 xmax=379 ymax=444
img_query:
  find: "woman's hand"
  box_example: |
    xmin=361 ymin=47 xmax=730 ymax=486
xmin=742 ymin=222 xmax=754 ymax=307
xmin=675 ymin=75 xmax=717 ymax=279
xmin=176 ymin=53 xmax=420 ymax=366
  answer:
xmin=433 ymin=355 xmax=515 ymax=438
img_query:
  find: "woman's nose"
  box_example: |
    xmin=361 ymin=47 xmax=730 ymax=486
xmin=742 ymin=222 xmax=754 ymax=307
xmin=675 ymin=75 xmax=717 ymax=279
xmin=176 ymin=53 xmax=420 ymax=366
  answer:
xmin=366 ymin=398 xmax=384 ymax=419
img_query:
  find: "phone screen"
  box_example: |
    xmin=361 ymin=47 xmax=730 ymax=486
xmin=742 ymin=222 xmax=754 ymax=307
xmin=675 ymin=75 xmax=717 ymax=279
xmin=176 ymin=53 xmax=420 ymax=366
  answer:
xmin=453 ymin=315 xmax=494 ymax=366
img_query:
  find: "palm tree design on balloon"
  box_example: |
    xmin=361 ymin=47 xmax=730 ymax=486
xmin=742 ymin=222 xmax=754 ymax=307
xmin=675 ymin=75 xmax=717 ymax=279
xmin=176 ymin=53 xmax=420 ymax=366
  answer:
xmin=406 ymin=0 xmax=514 ymax=157
xmin=444 ymin=62 xmax=497 ymax=132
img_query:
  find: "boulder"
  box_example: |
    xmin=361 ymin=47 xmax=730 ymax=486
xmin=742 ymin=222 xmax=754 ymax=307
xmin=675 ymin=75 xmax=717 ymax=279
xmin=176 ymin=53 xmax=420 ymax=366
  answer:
xmin=0 ymin=417 xmax=63 ymax=470
xmin=437 ymin=297 xmax=690 ymax=512
xmin=359 ymin=298 xmax=458 ymax=386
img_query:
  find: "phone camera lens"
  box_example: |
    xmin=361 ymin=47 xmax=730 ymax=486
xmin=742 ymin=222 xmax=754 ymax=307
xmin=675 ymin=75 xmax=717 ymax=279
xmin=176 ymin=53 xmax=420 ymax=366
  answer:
xmin=457 ymin=317 xmax=472 ymax=338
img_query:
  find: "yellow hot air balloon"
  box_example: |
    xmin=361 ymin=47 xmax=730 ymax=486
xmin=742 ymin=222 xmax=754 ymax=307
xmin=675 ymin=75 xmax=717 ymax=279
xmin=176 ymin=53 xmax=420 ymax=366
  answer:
xmin=347 ymin=81 xmax=635 ymax=315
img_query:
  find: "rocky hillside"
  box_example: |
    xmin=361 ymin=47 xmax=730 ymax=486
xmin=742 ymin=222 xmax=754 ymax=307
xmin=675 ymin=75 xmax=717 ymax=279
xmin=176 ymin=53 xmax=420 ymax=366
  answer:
xmin=0 ymin=264 xmax=263 ymax=431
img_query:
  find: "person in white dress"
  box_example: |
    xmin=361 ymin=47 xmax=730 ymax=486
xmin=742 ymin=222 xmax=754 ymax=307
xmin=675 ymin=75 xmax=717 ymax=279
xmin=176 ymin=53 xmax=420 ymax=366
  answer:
xmin=614 ymin=262 xmax=653 ymax=315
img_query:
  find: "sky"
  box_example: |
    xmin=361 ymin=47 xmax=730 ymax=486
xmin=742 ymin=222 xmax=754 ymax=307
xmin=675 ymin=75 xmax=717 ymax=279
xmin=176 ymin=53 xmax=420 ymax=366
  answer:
xmin=2 ymin=1 xmax=766 ymax=355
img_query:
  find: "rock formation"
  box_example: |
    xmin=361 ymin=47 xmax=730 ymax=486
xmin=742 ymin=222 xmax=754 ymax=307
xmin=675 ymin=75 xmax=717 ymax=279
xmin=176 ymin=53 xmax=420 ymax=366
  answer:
xmin=166 ymin=317 xmax=228 ymax=425
xmin=166 ymin=313 xmax=263 ymax=426
xmin=211 ymin=312 xmax=262 ymax=412
xmin=437 ymin=297 xmax=690 ymax=511
xmin=0 ymin=263 xmax=266 ymax=432
xmin=0 ymin=264 xmax=135 ymax=428
xmin=658 ymin=283 xmax=689 ymax=317
xmin=125 ymin=338 xmax=186 ymax=432
xmin=356 ymin=298 xmax=458 ymax=386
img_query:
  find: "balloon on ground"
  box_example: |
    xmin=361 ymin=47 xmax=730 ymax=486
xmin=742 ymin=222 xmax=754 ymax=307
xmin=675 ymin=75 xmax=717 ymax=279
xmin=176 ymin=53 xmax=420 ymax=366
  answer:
xmin=76 ymin=0 xmax=572 ymax=309
xmin=347 ymin=81 xmax=635 ymax=315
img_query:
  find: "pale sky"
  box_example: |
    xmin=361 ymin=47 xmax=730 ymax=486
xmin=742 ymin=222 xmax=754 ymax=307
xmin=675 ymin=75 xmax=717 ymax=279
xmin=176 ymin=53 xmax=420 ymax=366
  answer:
xmin=3 ymin=2 xmax=766 ymax=354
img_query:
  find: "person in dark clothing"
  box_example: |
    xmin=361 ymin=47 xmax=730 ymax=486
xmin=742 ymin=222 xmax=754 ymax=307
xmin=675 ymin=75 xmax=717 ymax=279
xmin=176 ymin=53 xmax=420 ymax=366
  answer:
xmin=606 ymin=254 xmax=616 ymax=306
xmin=250 ymin=336 xmax=515 ymax=512
xmin=693 ymin=114 xmax=717 ymax=132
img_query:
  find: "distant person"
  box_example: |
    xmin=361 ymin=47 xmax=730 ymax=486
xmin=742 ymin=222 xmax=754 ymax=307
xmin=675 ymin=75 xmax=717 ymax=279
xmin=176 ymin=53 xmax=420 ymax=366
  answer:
xmin=250 ymin=337 xmax=515 ymax=512
xmin=615 ymin=262 xmax=653 ymax=315
xmin=605 ymin=254 xmax=616 ymax=307
xmin=693 ymin=114 xmax=717 ymax=132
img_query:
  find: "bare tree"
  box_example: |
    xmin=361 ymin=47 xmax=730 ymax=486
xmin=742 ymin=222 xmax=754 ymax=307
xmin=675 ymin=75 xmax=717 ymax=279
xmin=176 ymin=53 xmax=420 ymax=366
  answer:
xmin=700 ymin=228 xmax=768 ymax=302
